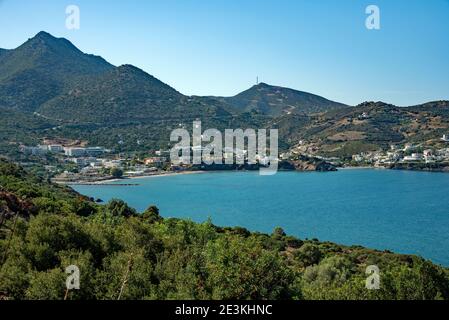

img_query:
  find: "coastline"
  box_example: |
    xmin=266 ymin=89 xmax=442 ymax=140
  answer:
xmin=338 ymin=166 xmax=379 ymax=170
xmin=68 ymin=166 xmax=381 ymax=185
xmin=63 ymin=164 xmax=449 ymax=186
xmin=80 ymin=167 xmax=336 ymax=185
xmin=67 ymin=170 xmax=208 ymax=185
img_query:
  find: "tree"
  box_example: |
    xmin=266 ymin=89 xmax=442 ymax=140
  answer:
xmin=71 ymin=197 xmax=97 ymax=217
xmin=204 ymin=236 xmax=296 ymax=299
xmin=110 ymin=167 xmax=123 ymax=178
xmin=105 ymin=199 xmax=136 ymax=218
xmin=25 ymin=268 xmax=66 ymax=300
xmin=301 ymin=256 xmax=355 ymax=300
xmin=294 ymin=243 xmax=322 ymax=267
xmin=142 ymin=205 xmax=162 ymax=223
xmin=25 ymin=214 xmax=92 ymax=270
xmin=303 ymin=256 xmax=353 ymax=286
xmin=272 ymin=227 xmax=286 ymax=239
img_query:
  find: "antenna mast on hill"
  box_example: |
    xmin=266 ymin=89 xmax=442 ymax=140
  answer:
xmin=256 ymin=76 xmax=259 ymax=85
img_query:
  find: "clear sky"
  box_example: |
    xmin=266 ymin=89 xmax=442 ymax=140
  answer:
xmin=0 ymin=0 xmax=448 ymax=106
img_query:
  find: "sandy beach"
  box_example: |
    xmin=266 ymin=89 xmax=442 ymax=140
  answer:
xmin=69 ymin=170 xmax=208 ymax=185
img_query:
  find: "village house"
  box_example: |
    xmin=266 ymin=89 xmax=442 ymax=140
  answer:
xmin=64 ymin=147 xmax=86 ymax=157
xmin=46 ymin=144 xmax=64 ymax=153
xmin=403 ymin=153 xmax=423 ymax=162
xmin=20 ymin=145 xmax=47 ymax=156
xmin=144 ymin=157 xmax=167 ymax=165
xmin=442 ymin=134 xmax=449 ymax=142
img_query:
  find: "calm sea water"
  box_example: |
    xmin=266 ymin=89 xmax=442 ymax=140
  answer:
xmin=72 ymin=169 xmax=449 ymax=265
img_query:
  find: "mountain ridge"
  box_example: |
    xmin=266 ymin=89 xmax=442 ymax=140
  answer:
xmin=215 ymin=82 xmax=347 ymax=116
xmin=0 ymin=48 xmax=8 ymax=57
xmin=0 ymin=31 xmax=114 ymax=112
xmin=1 ymin=31 xmax=449 ymax=156
xmin=0 ymin=31 xmax=348 ymax=116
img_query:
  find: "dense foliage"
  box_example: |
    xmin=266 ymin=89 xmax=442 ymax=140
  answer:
xmin=1 ymin=160 xmax=449 ymax=300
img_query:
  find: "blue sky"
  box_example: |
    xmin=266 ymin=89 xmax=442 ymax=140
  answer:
xmin=0 ymin=0 xmax=448 ymax=106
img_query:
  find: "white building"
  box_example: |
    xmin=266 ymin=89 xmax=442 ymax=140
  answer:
xmin=423 ymin=150 xmax=436 ymax=163
xmin=85 ymin=147 xmax=105 ymax=156
xmin=64 ymin=147 xmax=86 ymax=157
xmin=386 ymin=152 xmax=401 ymax=162
xmin=70 ymin=158 xmax=87 ymax=166
xmin=403 ymin=153 xmax=423 ymax=162
xmin=47 ymin=144 xmax=64 ymax=153
xmin=103 ymin=159 xmax=123 ymax=168
xmin=20 ymin=146 xmax=47 ymax=156
xmin=403 ymin=144 xmax=417 ymax=152
xmin=37 ymin=144 xmax=50 ymax=151
xmin=423 ymin=150 xmax=433 ymax=157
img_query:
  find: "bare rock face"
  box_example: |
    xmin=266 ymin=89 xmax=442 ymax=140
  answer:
xmin=279 ymin=155 xmax=337 ymax=172
xmin=0 ymin=191 xmax=37 ymax=222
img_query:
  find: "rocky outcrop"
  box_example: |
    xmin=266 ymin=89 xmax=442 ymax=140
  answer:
xmin=389 ymin=162 xmax=449 ymax=173
xmin=0 ymin=190 xmax=37 ymax=224
xmin=279 ymin=155 xmax=337 ymax=172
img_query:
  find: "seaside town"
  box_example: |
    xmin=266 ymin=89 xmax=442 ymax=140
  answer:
xmin=19 ymin=140 xmax=169 ymax=184
xmin=17 ymin=134 xmax=449 ymax=184
xmin=285 ymin=134 xmax=449 ymax=166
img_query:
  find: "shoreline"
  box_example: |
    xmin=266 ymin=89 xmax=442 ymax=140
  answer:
xmin=66 ymin=170 xmax=208 ymax=185
xmin=65 ymin=164 xmax=448 ymax=186
xmin=127 ymin=170 xmax=207 ymax=179
xmin=66 ymin=167 xmax=384 ymax=185
xmin=338 ymin=166 xmax=379 ymax=170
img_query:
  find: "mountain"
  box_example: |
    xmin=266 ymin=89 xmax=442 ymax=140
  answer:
xmin=0 ymin=32 xmax=347 ymax=122
xmin=1 ymin=31 xmax=448 ymax=157
xmin=216 ymin=82 xmax=347 ymax=116
xmin=0 ymin=31 xmax=113 ymax=112
xmin=0 ymin=32 xmax=266 ymax=153
xmin=39 ymin=63 xmax=245 ymax=126
xmin=38 ymin=64 xmax=185 ymax=123
xmin=0 ymin=32 xmax=243 ymax=126
xmin=0 ymin=48 xmax=9 ymax=59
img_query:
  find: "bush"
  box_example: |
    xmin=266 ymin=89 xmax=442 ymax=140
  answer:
xmin=142 ymin=205 xmax=162 ymax=223
xmin=294 ymin=243 xmax=322 ymax=267
xmin=110 ymin=167 xmax=123 ymax=178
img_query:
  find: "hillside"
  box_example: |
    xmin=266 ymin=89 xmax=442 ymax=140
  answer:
xmin=0 ymin=32 xmax=448 ymax=157
xmin=0 ymin=31 xmax=113 ymax=112
xmin=0 ymin=106 xmax=56 ymax=158
xmin=284 ymin=101 xmax=449 ymax=158
xmin=216 ymin=82 xmax=347 ymax=116
xmin=0 ymin=32 xmax=265 ymax=152
xmin=39 ymin=64 xmax=186 ymax=123
xmin=0 ymin=49 xmax=9 ymax=59
xmin=1 ymin=159 xmax=449 ymax=300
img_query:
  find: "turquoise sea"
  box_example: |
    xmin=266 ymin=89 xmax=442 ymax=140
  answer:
xmin=72 ymin=169 xmax=449 ymax=265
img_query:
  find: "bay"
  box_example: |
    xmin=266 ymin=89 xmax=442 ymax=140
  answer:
xmin=72 ymin=169 xmax=449 ymax=265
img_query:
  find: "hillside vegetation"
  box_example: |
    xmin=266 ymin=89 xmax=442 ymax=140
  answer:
xmin=283 ymin=101 xmax=449 ymax=158
xmin=1 ymin=159 xmax=449 ymax=300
